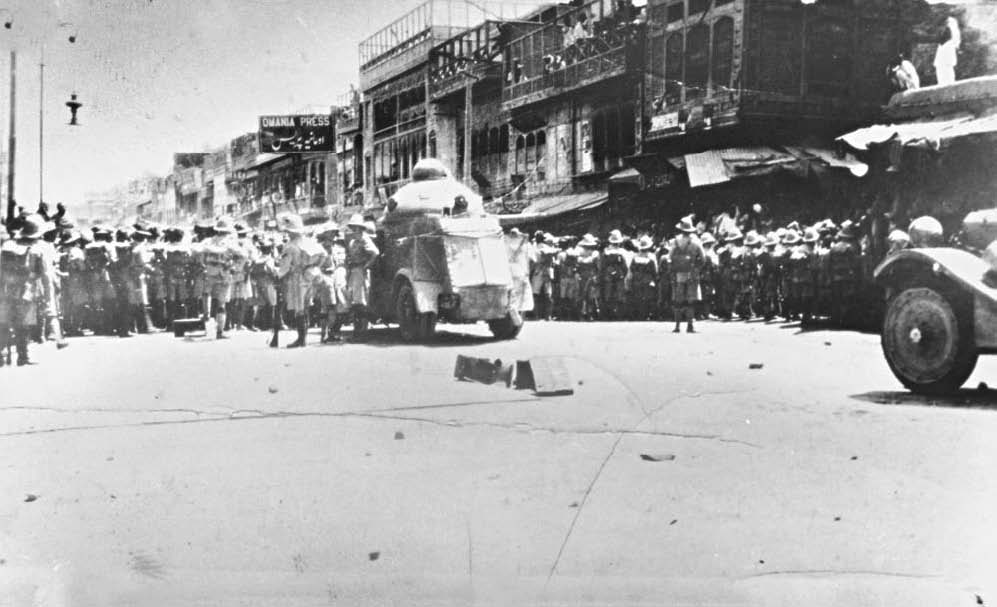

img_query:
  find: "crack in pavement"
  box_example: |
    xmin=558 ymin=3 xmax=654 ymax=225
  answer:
xmin=743 ymin=569 xmax=941 ymax=580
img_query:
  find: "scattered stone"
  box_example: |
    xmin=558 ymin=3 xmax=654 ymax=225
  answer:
xmin=394 ymin=431 xmax=405 ymax=440
xmin=23 ymin=494 xmax=38 ymax=503
xmin=758 ymin=559 xmax=765 ymax=564
xmin=850 ymin=456 xmax=858 ymax=461
xmin=669 ymin=519 xmax=678 ymax=525
xmin=568 ymin=502 xmax=579 ymax=508
xmin=0 ymin=558 xmax=5 ymax=565
xmin=368 ymin=551 xmax=380 ymax=561
xmin=976 ymin=594 xmax=983 ymax=606
xmin=824 ymin=341 xmax=832 ymax=346
xmin=640 ymin=453 xmax=676 ymax=462
xmin=110 ymin=494 xmax=116 ymax=500
xmin=706 ymin=371 xmax=713 ymax=376
xmin=834 ymin=516 xmax=841 ymax=522
xmin=106 ymin=456 xmax=114 ymax=462
xmin=364 ymin=452 xmax=372 ymax=457
xmin=267 ymin=385 xmax=279 ymax=394
xmin=748 ymin=363 xmax=764 ymax=370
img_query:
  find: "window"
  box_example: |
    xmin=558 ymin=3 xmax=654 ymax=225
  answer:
xmin=525 ymin=132 xmax=536 ymax=175
xmin=489 ymin=127 xmax=500 ymax=154
xmin=807 ymin=17 xmax=851 ymax=97
xmin=515 ymin=135 xmax=526 ymax=174
xmin=535 ymin=130 xmax=547 ymax=180
xmin=666 ymin=3 xmax=683 ymax=23
xmin=665 ymin=31 xmax=684 ymax=104
xmin=499 ymin=125 xmax=509 ymax=153
xmin=688 ymin=0 xmax=710 ymax=16
xmin=685 ymin=23 xmax=710 ymax=99
xmin=651 ymin=34 xmax=665 ymax=98
xmin=712 ymin=17 xmax=734 ymax=90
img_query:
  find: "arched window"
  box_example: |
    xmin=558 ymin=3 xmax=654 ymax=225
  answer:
xmin=489 ymin=127 xmax=500 ymax=154
xmin=712 ymin=17 xmax=735 ymax=90
xmin=807 ymin=17 xmax=851 ymax=97
xmin=685 ymin=24 xmax=710 ymax=99
xmin=499 ymin=125 xmax=510 ymax=152
xmin=665 ymin=31 xmax=684 ymax=105
xmin=525 ymin=132 xmax=536 ymax=174
xmin=591 ymin=111 xmax=606 ymax=164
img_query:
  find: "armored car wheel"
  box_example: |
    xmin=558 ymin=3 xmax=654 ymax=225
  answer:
xmin=395 ymin=282 xmax=436 ymax=342
xmin=882 ymin=287 xmax=978 ymax=395
xmin=489 ymin=310 xmax=524 ymax=340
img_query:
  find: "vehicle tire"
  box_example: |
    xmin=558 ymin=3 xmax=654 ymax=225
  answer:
xmin=395 ymin=282 xmax=420 ymax=342
xmin=489 ymin=310 xmax=524 ymax=340
xmin=881 ymin=286 xmax=978 ymax=395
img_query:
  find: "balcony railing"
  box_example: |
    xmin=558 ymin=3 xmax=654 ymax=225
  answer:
xmin=502 ymin=0 xmax=644 ymax=109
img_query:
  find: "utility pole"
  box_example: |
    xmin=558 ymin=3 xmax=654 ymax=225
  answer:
xmin=6 ymin=50 xmax=15 ymax=224
xmin=38 ymin=44 xmax=43 ymax=206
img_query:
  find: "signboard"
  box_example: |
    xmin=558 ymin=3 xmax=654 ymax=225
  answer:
xmin=650 ymin=111 xmax=680 ymax=132
xmin=258 ymin=114 xmax=334 ymax=153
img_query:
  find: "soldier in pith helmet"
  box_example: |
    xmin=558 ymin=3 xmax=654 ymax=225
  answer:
xmin=0 ymin=215 xmax=48 ymax=365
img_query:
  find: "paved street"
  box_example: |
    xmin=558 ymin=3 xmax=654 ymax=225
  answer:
xmin=2 ymin=320 xmax=996 ymax=606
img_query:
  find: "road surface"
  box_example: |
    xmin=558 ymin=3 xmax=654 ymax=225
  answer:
xmin=1 ymin=320 xmax=996 ymax=606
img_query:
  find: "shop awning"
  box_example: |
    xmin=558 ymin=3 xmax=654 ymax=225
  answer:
xmin=497 ymin=190 xmax=608 ymax=227
xmin=245 ymin=153 xmax=288 ymax=170
xmin=782 ymin=145 xmax=869 ymax=178
xmin=608 ymin=167 xmax=641 ymax=184
xmin=837 ymin=110 xmax=997 ymax=152
xmin=684 ymin=147 xmax=800 ymax=188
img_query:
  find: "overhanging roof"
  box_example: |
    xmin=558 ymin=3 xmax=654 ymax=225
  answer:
xmin=497 ymin=190 xmax=608 ymax=226
xmin=837 ymin=110 xmax=997 ymax=152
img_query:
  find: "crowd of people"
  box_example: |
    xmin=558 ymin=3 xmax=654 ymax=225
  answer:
xmin=0 ymin=206 xmax=381 ymax=366
xmin=517 ymin=210 xmax=913 ymax=333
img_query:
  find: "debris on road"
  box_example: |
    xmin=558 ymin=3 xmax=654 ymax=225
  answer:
xmin=834 ymin=516 xmax=841 ymax=521
xmin=24 ymin=494 xmax=38 ymax=503
xmin=568 ymin=502 xmax=579 ymax=508
xmin=825 ymin=341 xmax=832 ymax=346
xmin=640 ymin=453 xmax=676 ymax=462
xmin=394 ymin=431 xmax=405 ymax=440
xmin=267 ymin=386 xmax=279 ymax=394
xmin=453 ymin=355 xmax=573 ymax=396
xmin=368 ymin=551 xmax=380 ymax=561
xmin=669 ymin=519 xmax=678 ymax=525
xmin=851 ymin=456 xmax=858 ymax=460
xmin=749 ymin=363 xmax=764 ymax=370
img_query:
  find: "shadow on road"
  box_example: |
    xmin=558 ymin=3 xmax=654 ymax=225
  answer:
xmin=851 ymin=389 xmax=997 ymax=410
xmin=329 ymin=327 xmax=497 ymax=349
xmin=777 ymin=320 xmax=879 ymax=335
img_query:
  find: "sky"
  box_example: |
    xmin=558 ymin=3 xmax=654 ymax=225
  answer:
xmin=0 ymin=0 xmax=440 ymax=211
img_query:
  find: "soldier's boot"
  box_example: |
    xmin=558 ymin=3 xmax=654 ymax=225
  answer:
xmin=215 ymin=311 xmax=228 ymax=339
xmin=245 ymin=306 xmax=259 ymax=332
xmin=14 ymin=327 xmax=33 ymax=365
xmin=686 ymin=308 xmax=696 ymax=333
xmin=48 ymin=317 xmax=69 ymax=349
xmin=287 ymin=313 xmax=307 ymax=348
xmin=143 ymin=306 xmax=161 ymax=333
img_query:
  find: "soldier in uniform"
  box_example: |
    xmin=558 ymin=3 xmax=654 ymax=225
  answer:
xmin=670 ymin=217 xmax=705 ymax=333
xmin=129 ymin=227 xmax=160 ymax=334
xmin=576 ymin=233 xmax=601 ymax=321
xmin=200 ymin=217 xmax=243 ymax=339
xmin=278 ymin=214 xmax=328 ymax=347
xmin=84 ymin=226 xmax=117 ymax=335
xmin=343 ymin=214 xmax=380 ymax=338
xmin=0 ymin=215 xmax=47 ymax=365
xmin=628 ymin=235 xmax=658 ymax=321
xmin=656 ymin=239 xmax=672 ymax=321
xmin=36 ymin=221 xmax=68 ymax=347
xmin=531 ymin=233 xmax=559 ymax=321
xmin=248 ymin=235 xmax=279 ymax=331
xmin=227 ymin=223 xmax=254 ymax=331
xmin=699 ymin=232 xmax=719 ymax=320
xmin=814 ymin=220 xmax=836 ymax=321
xmin=144 ymin=225 xmax=168 ymax=329
xmin=828 ymin=221 xmax=862 ymax=328
xmin=793 ymin=228 xmax=820 ymax=325
xmin=59 ymin=230 xmax=88 ymax=337
xmin=315 ymin=224 xmax=349 ymax=343
xmin=735 ymin=231 xmax=761 ymax=320
xmin=189 ymin=220 xmax=215 ymax=319
xmin=555 ymin=235 xmax=580 ymax=320
xmin=755 ymin=233 xmax=780 ymax=321
xmin=108 ymin=227 xmax=136 ymax=337
xmin=601 ymin=229 xmax=630 ymax=320
xmin=163 ymin=227 xmax=190 ymax=323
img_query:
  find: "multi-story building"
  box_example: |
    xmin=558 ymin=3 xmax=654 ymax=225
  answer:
xmin=335 ymin=89 xmax=365 ymax=218
xmin=358 ymin=0 xmax=548 ymax=209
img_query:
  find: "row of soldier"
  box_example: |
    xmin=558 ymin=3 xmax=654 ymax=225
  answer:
xmin=521 ymin=215 xmax=878 ymax=331
xmin=0 ymin=210 xmax=382 ymax=365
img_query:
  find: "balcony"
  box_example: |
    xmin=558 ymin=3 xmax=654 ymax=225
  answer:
xmin=360 ymin=0 xmax=547 ymax=92
xmin=428 ymin=19 xmax=541 ymax=100
xmin=502 ymin=0 xmax=645 ymax=111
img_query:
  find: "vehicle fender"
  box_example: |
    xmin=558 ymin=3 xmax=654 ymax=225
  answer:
xmin=875 ymin=248 xmax=997 ymax=349
xmin=393 ymin=269 xmax=440 ymax=314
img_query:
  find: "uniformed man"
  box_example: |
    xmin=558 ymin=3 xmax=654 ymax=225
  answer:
xmin=793 ymin=228 xmax=820 ymax=325
xmin=315 ymin=224 xmax=349 ymax=343
xmin=248 ymin=235 xmax=279 ymax=332
xmin=628 ymin=235 xmax=658 ymax=321
xmin=59 ymin=230 xmax=88 ymax=337
xmin=0 ymin=215 xmax=47 ymax=365
xmin=828 ymin=221 xmax=862 ymax=328
xmin=755 ymin=233 xmax=780 ymax=321
xmin=343 ymin=214 xmax=380 ymax=338
xmin=129 ymin=227 xmax=160 ymax=334
xmin=200 ymin=217 xmax=243 ymax=339
xmin=656 ymin=239 xmax=672 ymax=321
xmin=531 ymin=233 xmax=559 ymax=321
xmin=699 ymin=232 xmax=719 ymax=320
xmin=601 ymin=230 xmax=630 ymax=320
xmin=144 ymin=225 xmax=168 ymax=329
xmin=163 ymin=227 xmax=189 ymax=323
xmin=555 ymin=235 xmax=580 ymax=320
xmin=576 ymin=233 xmax=601 ymax=320
xmin=736 ymin=231 xmax=762 ymax=320
xmin=36 ymin=221 xmax=67 ymax=347
xmin=670 ymin=217 xmax=705 ymax=333
xmin=278 ymin=214 xmax=328 ymax=347
xmin=108 ymin=227 xmax=137 ymax=337
xmin=84 ymin=226 xmax=117 ymax=335
xmin=716 ymin=230 xmax=741 ymax=320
